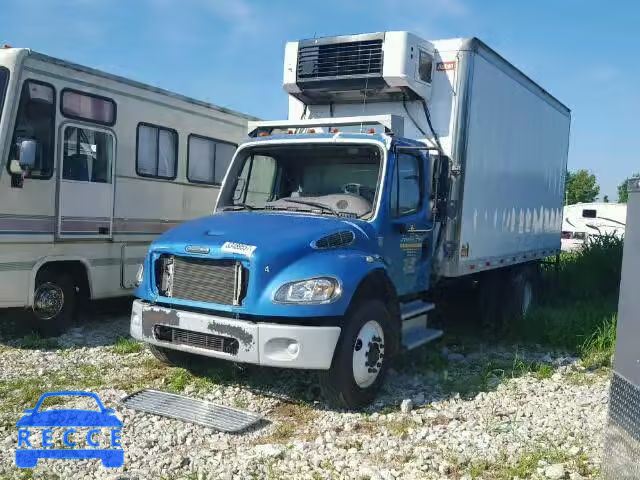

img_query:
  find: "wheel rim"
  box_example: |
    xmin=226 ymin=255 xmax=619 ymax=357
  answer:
xmin=33 ymin=282 xmax=64 ymax=320
xmin=522 ymin=280 xmax=533 ymax=316
xmin=352 ymin=320 xmax=385 ymax=388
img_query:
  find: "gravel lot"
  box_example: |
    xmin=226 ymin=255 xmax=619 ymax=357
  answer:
xmin=0 ymin=301 xmax=610 ymax=479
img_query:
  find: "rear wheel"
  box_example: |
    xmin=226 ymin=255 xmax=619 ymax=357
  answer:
xmin=506 ymin=267 xmax=537 ymax=320
xmin=320 ymin=300 xmax=394 ymax=409
xmin=30 ymin=270 xmax=76 ymax=337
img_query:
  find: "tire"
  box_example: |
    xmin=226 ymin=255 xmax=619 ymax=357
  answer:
xmin=319 ymin=300 xmax=394 ymax=409
xmin=30 ymin=270 xmax=76 ymax=337
xmin=504 ymin=266 xmax=537 ymax=322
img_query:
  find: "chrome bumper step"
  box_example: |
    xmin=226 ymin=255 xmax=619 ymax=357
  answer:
xmin=121 ymin=389 xmax=263 ymax=433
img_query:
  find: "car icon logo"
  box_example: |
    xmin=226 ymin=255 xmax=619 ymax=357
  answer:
xmin=15 ymin=390 xmax=123 ymax=468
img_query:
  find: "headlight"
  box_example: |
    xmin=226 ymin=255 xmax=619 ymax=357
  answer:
xmin=273 ymin=277 xmax=341 ymax=304
xmin=135 ymin=264 xmax=144 ymax=286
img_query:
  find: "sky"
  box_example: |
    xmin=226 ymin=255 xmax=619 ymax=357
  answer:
xmin=1 ymin=0 xmax=638 ymax=200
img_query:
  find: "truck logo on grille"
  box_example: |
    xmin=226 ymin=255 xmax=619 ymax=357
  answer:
xmin=185 ymin=245 xmax=210 ymax=254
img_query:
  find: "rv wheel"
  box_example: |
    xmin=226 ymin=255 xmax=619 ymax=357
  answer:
xmin=31 ymin=271 xmax=76 ymax=337
xmin=319 ymin=300 xmax=392 ymax=409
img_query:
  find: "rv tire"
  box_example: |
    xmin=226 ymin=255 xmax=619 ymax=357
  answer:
xmin=30 ymin=271 xmax=76 ymax=337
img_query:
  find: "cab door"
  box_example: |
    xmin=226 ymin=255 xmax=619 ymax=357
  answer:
xmin=57 ymin=123 xmax=115 ymax=238
xmin=381 ymin=149 xmax=433 ymax=296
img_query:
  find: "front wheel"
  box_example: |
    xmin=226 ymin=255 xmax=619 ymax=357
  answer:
xmin=30 ymin=271 xmax=76 ymax=337
xmin=319 ymin=300 xmax=394 ymax=409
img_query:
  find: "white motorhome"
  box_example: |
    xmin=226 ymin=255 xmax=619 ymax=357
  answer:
xmin=0 ymin=46 xmax=256 ymax=334
xmin=562 ymin=202 xmax=627 ymax=251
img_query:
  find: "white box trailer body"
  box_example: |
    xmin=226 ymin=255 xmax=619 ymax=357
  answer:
xmin=285 ymin=35 xmax=571 ymax=278
xmin=0 ymin=47 xmax=256 ymax=310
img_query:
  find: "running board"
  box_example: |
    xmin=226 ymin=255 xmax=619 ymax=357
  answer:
xmin=402 ymin=325 xmax=443 ymax=350
xmin=401 ymin=300 xmax=436 ymax=320
xmin=121 ymin=389 xmax=263 ymax=433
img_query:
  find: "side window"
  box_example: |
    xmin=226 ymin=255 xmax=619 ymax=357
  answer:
xmin=61 ymin=89 xmax=116 ymax=126
xmin=390 ymin=153 xmax=422 ymax=217
xmin=62 ymin=126 xmax=114 ymax=183
xmin=236 ymin=155 xmax=277 ymax=206
xmin=582 ymin=209 xmax=597 ymax=219
xmin=0 ymin=67 xmax=9 ymax=117
xmin=6 ymin=80 xmax=56 ymax=179
xmin=187 ymin=135 xmax=236 ymax=185
xmin=136 ymin=123 xmax=177 ymax=179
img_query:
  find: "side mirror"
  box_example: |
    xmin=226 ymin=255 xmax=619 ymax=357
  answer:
xmin=19 ymin=139 xmax=37 ymax=169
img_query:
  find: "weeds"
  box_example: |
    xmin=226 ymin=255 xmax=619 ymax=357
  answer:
xmin=14 ymin=333 xmax=60 ymax=350
xmin=580 ymin=315 xmax=617 ymax=369
xmin=112 ymin=336 xmax=143 ymax=354
xmin=510 ymin=234 xmax=622 ymax=363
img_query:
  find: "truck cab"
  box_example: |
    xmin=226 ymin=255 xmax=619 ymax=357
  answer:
xmin=132 ymin=124 xmax=446 ymax=408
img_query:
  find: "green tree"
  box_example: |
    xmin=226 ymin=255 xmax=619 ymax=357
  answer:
xmin=617 ymin=173 xmax=640 ymax=203
xmin=565 ymin=169 xmax=600 ymax=205
xmin=603 ymin=195 xmax=609 ymax=203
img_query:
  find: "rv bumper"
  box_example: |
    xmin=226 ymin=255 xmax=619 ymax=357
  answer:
xmin=130 ymin=300 xmax=341 ymax=370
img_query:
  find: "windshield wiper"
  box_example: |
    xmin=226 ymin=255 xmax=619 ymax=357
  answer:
xmin=222 ymin=203 xmax=262 ymax=211
xmin=281 ymin=198 xmax=339 ymax=216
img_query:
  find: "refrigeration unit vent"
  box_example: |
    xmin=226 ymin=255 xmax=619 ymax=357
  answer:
xmin=297 ymin=39 xmax=383 ymax=80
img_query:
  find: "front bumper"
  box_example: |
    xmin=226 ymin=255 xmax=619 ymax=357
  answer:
xmin=130 ymin=300 xmax=341 ymax=370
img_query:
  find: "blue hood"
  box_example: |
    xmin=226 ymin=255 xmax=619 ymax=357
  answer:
xmin=139 ymin=210 xmax=382 ymax=316
xmin=152 ymin=211 xmax=375 ymax=257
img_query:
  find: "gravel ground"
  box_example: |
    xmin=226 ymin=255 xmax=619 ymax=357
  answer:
xmin=0 ymin=302 xmax=610 ymax=479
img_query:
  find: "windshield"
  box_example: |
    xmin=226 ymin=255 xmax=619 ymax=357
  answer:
xmin=225 ymin=144 xmax=382 ymax=218
xmin=0 ymin=67 xmax=8 ymax=120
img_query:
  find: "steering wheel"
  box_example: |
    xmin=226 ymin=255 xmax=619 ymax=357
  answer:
xmin=342 ymin=183 xmax=363 ymax=196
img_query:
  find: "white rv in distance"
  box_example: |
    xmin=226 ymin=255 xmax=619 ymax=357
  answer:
xmin=0 ymin=46 xmax=256 ymax=335
xmin=561 ymin=202 xmax=627 ymax=251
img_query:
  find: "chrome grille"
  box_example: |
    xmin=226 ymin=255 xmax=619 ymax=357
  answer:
xmin=154 ymin=325 xmax=239 ymax=355
xmin=121 ymin=389 xmax=263 ymax=433
xmin=297 ymin=39 xmax=383 ymax=80
xmin=156 ymin=255 xmax=246 ymax=305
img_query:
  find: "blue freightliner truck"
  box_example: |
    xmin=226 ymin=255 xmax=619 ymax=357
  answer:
xmin=131 ymin=32 xmax=571 ymax=408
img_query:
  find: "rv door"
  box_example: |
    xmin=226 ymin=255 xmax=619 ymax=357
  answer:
xmin=57 ymin=123 xmax=116 ymax=238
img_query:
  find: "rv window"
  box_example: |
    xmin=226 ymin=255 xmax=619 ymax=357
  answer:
xmin=62 ymin=126 xmax=113 ymax=183
xmin=187 ymin=135 xmax=236 ymax=185
xmin=391 ymin=153 xmax=422 ymax=217
xmin=0 ymin=67 xmax=8 ymax=119
xmin=582 ymin=209 xmax=597 ymax=218
xmin=6 ymin=80 xmax=56 ymax=179
xmin=136 ymin=123 xmax=177 ymax=179
xmin=61 ymin=89 xmax=116 ymax=126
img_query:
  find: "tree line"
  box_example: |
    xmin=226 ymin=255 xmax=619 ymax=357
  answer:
xmin=565 ymin=170 xmax=639 ymax=205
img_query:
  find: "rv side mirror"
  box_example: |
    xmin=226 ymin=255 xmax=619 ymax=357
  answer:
xmin=19 ymin=139 xmax=37 ymax=169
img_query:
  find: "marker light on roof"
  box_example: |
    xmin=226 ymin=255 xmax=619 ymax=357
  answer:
xmin=287 ymin=130 xmax=294 ymax=134
xmin=257 ymin=131 xmax=270 ymax=137
xmin=330 ymin=128 xmax=340 ymax=133
xmin=367 ymin=128 xmax=375 ymax=134
xmin=308 ymin=128 xmax=316 ymax=133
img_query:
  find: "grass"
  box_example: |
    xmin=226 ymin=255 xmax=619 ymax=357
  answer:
xmin=510 ymin=234 xmax=622 ymax=365
xmin=112 ymin=336 xmax=144 ymax=354
xmin=14 ymin=333 xmax=60 ymax=350
xmin=466 ymin=448 xmax=598 ymax=479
